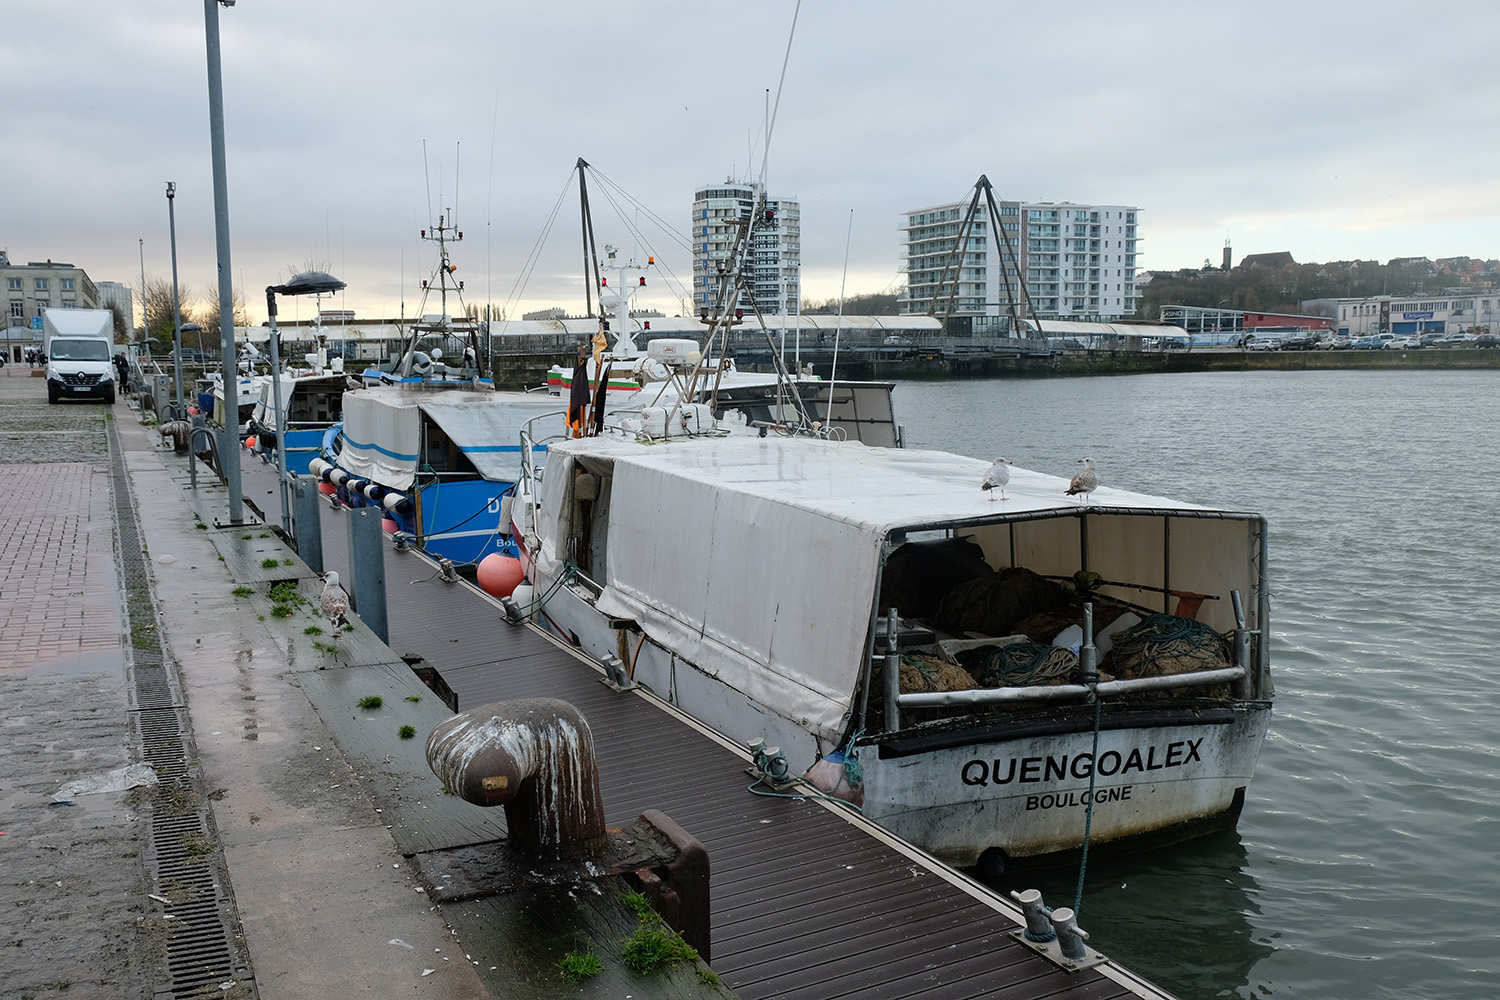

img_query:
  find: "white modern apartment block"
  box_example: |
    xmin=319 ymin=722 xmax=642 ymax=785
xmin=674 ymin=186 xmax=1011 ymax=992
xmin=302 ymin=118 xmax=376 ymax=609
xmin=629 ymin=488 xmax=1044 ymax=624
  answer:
xmin=901 ymin=199 xmax=1140 ymax=329
xmin=97 ymin=281 xmax=133 ymax=336
xmin=691 ymin=180 xmax=799 ymax=318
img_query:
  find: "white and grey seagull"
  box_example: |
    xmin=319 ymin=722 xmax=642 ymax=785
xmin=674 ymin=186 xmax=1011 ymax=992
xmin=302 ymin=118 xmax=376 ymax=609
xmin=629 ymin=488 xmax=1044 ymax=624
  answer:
xmin=1066 ymin=457 xmax=1099 ymax=505
xmin=320 ymin=571 xmax=351 ymax=634
xmin=981 ymin=457 xmax=1012 ymax=501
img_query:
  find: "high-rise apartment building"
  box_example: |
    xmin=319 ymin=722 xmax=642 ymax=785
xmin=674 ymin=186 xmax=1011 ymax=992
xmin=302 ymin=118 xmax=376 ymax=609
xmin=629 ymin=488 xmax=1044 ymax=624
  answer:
xmin=901 ymin=199 xmax=1140 ymax=329
xmin=691 ymin=180 xmax=799 ymax=318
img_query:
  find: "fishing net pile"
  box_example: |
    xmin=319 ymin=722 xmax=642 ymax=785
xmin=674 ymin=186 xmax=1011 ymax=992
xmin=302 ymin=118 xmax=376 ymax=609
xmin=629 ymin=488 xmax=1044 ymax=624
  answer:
xmin=880 ymin=543 xmax=1236 ymax=696
xmin=1108 ymin=614 xmax=1233 ymax=680
xmin=955 ymin=641 xmax=1080 ymax=688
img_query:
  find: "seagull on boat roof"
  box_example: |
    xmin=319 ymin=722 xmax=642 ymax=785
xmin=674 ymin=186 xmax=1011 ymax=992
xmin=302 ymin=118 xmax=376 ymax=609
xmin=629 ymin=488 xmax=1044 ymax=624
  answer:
xmin=320 ymin=571 xmax=351 ymax=634
xmin=1066 ymin=457 xmax=1099 ymax=505
xmin=981 ymin=458 xmax=1012 ymax=501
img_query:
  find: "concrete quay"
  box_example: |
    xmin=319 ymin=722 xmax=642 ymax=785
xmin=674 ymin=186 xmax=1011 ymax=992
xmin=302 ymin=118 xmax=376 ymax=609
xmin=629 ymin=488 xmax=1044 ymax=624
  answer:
xmin=0 ymin=364 xmax=488 ymax=1000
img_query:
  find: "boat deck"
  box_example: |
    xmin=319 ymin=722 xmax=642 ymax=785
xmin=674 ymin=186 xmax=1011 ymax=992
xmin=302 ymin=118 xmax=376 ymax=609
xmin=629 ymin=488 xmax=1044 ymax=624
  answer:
xmin=238 ymin=457 xmax=1169 ymax=1000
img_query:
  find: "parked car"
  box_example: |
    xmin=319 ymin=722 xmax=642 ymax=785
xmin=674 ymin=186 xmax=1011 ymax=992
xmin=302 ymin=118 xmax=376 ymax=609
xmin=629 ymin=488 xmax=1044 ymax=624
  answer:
xmin=1280 ymin=335 xmax=1320 ymax=350
xmin=1418 ymin=332 xmax=1446 ymax=348
xmin=1351 ymin=336 xmax=1380 ymax=350
xmin=1321 ymin=336 xmax=1352 ymax=350
xmin=1475 ymin=334 xmax=1499 ymax=349
xmin=1245 ymin=336 xmax=1282 ymax=351
xmin=1437 ymin=333 xmax=1476 ymax=346
xmin=1385 ymin=337 xmax=1420 ymax=350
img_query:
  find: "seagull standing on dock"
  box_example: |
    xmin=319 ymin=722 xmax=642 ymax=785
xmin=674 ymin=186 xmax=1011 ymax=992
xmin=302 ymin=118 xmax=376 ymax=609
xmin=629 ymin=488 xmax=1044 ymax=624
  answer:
xmin=981 ymin=458 xmax=1012 ymax=501
xmin=1066 ymin=457 xmax=1099 ymax=505
xmin=320 ymin=571 xmax=351 ymax=634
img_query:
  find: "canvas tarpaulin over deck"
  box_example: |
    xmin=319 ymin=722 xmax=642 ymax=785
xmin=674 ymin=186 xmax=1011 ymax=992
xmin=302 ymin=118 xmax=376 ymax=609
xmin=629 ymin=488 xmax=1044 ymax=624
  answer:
xmin=339 ymin=388 xmax=564 ymax=490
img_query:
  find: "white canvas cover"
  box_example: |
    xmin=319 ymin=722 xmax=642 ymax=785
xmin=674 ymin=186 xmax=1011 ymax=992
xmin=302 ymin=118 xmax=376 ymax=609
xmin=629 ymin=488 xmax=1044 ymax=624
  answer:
xmin=537 ymin=436 xmax=1260 ymax=743
xmin=339 ymin=388 xmax=564 ymax=489
xmin=340 ymin=389 xmax=421 ymax=488
xmin=416 ymin=393 xmax=565 ymax=484
xmin=589 ymin=457 xmax=883 ymax=742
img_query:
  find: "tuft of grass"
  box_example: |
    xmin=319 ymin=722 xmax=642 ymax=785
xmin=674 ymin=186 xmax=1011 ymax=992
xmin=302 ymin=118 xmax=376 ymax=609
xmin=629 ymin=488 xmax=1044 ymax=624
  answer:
xmin=621 ymin=925 xmax=696 ymax=973
xmin=405 ymin=695 xmax=422 ymax=703
xmin=304 ymin=625 xmax=323 ymax=635
xmin=260 ymin=558 xmax=279 ymax=569
xmin=556 ymin=950 xmax=602 ymax=982
xmin=357 ymin=695 xmax=383 ymax=710
xmin=699 ymin=968 xmax=720 ymax=985
xmin=283 ymin=558 xmax=294 ymax=566
xmin=621 ymin=890 xmax=653 ymax=920
xmin=398 ymin=725 xmax=416 ymax=740
xmin=270 ymin=603 xmax=296 ymax=618
xmin=313 ymin=641 xmax=338 ymax=655
xmin=259 ymin=532 xmax=270 ymax=538
xmin=231 ymin=586 xmax=253 ymax=598
xmin=194 ymin=522 xmax=207 ymax=530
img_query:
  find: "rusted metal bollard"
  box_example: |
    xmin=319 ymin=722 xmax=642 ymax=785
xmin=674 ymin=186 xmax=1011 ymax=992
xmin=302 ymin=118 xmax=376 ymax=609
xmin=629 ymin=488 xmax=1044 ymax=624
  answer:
xmin=426 ymin=697 xmax=607 ymax=854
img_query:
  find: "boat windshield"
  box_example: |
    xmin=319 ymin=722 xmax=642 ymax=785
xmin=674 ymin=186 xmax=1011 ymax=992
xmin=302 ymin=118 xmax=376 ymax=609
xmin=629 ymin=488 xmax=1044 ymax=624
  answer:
xmin=49 ymin=339 xmax=111 ymax=361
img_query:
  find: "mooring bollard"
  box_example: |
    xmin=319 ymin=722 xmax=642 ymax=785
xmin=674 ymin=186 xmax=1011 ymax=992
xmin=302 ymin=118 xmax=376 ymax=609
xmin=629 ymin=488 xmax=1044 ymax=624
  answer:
xmin=1048 ymin=906 xmax=1091 ymax=961
xmin=346 ymin=507 xmax=388 ymax=644
xmin=292 ymin=474 xmax=323 ymax=575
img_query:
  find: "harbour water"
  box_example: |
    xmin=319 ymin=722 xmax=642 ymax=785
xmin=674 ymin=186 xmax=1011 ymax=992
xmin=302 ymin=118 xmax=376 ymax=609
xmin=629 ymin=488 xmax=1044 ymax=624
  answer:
xmin=893 ymin=370 xmax=1500 ymax=1000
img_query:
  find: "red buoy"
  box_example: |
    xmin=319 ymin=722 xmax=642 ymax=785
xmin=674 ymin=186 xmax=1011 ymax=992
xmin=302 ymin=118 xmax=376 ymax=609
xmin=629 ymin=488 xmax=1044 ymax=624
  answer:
xmin=476 ymin=553 xmax=525 ymax=598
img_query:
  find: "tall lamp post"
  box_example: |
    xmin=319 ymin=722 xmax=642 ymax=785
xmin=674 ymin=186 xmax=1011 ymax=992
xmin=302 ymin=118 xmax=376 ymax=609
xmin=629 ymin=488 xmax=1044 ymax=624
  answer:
xmin=265 ymin=271 xmax=346 ymax=536
xmin=180 ymin=322 xmax=203 ymax=488
xmin=203 ymin=0 xmax=244 ymax=524
xmin=167 ymin=182 xmax=186 ymax=420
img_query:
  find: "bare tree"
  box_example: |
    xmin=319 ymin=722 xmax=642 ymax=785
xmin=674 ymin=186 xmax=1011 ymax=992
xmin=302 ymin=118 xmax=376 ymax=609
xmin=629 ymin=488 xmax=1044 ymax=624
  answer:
xmin=201 ymin=286 xmax=248 ymax=346
xmin=139 ymin=277 xmax=199 ymax=347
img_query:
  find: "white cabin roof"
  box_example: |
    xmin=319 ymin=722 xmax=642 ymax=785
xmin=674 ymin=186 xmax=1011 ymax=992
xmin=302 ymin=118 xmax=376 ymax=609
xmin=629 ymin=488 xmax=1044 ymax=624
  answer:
xmin=555 ymin=434 xmax=1217 ymax=529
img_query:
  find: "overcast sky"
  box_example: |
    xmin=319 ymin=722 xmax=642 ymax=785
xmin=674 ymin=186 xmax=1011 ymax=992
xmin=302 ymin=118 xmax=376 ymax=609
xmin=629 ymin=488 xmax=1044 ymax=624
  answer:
xmin=4 ymin=1 xmax=1498 ymax=325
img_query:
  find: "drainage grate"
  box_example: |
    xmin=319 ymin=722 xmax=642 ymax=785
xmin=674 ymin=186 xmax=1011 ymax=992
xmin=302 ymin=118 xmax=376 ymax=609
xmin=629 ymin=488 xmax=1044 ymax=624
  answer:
xmin=108 ymin=422 xmax=257 ymax=999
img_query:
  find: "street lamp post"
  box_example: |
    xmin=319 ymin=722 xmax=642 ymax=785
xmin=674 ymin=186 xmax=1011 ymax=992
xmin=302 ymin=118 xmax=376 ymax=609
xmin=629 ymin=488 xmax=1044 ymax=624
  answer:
xmin=180 ymin=322 xmax=203 ymax=488
xmin=167 ymin=182 xmax=186 ymax=421
xmin=264 ymin=271 xmax=346 ymax=536
xmin=203 ymin=0 xmax=244 ymax=524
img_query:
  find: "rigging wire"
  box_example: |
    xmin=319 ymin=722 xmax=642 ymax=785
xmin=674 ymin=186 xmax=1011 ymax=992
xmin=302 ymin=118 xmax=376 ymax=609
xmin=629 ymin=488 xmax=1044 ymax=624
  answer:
xmin=758 ymin=0 xmax=802 ymax=191
xmin=494 ymin=166 xmax=577 ymax=329
xmin=590 ymin=180 xmax=694 ymax=306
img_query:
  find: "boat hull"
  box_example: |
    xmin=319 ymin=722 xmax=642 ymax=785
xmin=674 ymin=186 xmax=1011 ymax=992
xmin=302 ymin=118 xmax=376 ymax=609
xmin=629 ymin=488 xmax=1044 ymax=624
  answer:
xmin=536 ymin=580 xmax=1269 ymax=869
xmin=862 ymin=705 xmax=1270 ymax=868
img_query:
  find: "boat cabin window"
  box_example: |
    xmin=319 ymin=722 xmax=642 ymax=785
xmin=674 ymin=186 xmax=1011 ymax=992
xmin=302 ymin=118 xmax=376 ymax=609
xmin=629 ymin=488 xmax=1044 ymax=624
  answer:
xmin=421 ymin=421 xmax=479 ymax=475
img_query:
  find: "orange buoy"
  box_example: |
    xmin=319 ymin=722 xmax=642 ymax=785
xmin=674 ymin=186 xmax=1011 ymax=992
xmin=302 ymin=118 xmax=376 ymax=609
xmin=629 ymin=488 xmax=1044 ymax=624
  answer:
xmin=245 ymin=435 xmax=257 ymax=450
xmin=318 ymin=482 xmax=337 ymax=496
xmin=476 ymin=553 xmax=525 ymax=598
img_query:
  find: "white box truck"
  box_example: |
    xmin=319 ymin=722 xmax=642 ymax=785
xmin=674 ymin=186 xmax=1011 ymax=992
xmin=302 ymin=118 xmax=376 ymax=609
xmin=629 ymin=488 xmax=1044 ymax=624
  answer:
xmin=43 ymin=309 xmax=117 ymax=404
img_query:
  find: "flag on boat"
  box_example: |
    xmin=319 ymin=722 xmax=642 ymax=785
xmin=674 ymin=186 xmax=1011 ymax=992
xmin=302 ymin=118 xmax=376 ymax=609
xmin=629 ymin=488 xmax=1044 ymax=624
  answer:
xmin=567 ymin=355 xmax=591 ymax=437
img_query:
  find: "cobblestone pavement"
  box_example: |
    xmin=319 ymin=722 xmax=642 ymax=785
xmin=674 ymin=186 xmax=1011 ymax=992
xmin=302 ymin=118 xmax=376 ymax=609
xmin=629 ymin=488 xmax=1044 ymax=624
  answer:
xmin=0 ymin=368 xmax=153 ymax=1000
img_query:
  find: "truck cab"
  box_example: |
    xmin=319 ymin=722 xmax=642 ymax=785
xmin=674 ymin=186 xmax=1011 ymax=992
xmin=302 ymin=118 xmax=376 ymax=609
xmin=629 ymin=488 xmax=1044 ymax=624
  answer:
xmin=43 ymin=309 xmax=116 ymax=404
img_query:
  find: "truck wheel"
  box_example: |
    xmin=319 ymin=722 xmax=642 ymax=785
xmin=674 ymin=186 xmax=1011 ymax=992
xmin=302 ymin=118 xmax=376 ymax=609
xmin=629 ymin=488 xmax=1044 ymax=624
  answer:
xmin=104 ymin=387 xmax=116 ymax=405
xmin=48 ymin=386 xmax=60 ymax=404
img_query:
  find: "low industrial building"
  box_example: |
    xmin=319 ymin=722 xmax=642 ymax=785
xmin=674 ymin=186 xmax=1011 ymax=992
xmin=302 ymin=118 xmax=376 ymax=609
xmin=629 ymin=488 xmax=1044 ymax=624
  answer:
xmin=1301 ymin=295 xmax=1497 ymax=337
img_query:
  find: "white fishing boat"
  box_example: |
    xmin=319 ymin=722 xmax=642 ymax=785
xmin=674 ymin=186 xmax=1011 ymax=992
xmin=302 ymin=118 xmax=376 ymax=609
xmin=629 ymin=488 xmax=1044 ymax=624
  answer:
xmin=513 ymin=431 xmax=1272 ymax=871
xmin=505 ymin=170 xmax=1273 ymax=872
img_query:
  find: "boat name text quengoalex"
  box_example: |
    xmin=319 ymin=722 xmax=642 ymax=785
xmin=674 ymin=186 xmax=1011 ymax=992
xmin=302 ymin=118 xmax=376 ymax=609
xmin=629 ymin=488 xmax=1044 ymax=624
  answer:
xmin=960 ymin=738 xmax=1205 ymax=787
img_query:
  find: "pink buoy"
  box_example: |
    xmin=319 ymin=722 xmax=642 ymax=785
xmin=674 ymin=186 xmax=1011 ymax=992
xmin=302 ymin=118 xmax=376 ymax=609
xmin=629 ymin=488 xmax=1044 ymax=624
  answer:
xmin=381 ymin=517 xmax=397 ymax=534
xmin=476 ymin=553 xmax=525 ymax=598
xmin=318 ymin=482 xmax=337 ymax=496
